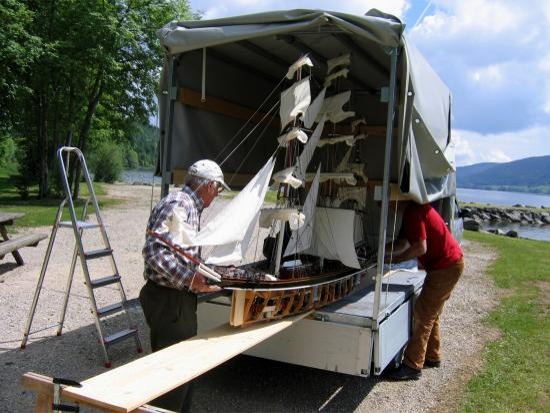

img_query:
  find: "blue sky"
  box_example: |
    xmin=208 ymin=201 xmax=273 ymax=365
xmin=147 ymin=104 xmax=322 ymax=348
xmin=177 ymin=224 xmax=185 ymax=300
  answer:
xmin=184 ymin=0 xmax=550 ymax=166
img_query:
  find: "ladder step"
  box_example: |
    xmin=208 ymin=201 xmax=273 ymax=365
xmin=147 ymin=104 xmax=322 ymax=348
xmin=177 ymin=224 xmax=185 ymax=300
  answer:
xmin=83 ymin=248 xmax=113 ymax=260
xmin=104 ymin=328 xmax=139 ymax=347
xmin=97 ymin=302 xmax=124 ymax=318
xmin=59 ymin=220 xmax=101 ymax=229
xmin=90 ymin=275 xmax=121 ymax=288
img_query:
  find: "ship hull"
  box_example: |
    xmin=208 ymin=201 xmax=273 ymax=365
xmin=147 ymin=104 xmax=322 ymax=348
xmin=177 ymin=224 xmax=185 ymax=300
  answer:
xmin=220 ymin=264 xmax=365 ymax=327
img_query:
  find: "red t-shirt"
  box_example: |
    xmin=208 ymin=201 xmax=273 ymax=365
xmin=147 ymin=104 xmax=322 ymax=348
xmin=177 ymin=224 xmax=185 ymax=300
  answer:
xmin=400 ymin=203 xmax=463 ymax=270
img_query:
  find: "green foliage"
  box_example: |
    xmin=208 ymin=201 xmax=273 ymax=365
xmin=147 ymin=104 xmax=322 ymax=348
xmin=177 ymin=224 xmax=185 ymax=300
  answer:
xmin=460 ymin=231 xmax=550 ymax=413
xmin=0 ymin=0 xmax=41 ymax=131
xmin=0 ymin=135 xmax=19 ymax=172
xmin=458 ymin=156 xmax=550 ymax=193
xmin=0 ymin=166 xmax=116 ymax=228
xmin=89 ymin=141 xmax=124 ymax=183
xmin=125 ymin=147 xmax=139 ymax=169
xmin=129 ymin=123 xmax=159 ymax=168
xmin=4 ymin=0 xmax=196 ymax=198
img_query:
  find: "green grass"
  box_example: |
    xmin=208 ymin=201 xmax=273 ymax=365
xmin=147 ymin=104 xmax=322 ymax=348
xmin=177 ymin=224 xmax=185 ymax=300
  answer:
xmin=460 ymin=231 xmax=550 ymax=413
xmin=0 ymin=167 xmax=120 ymax=228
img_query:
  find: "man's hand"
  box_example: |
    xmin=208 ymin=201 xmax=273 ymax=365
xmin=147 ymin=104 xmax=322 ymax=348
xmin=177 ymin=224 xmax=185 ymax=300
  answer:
xmin=188 ymin=273 xmax=222 ymax=293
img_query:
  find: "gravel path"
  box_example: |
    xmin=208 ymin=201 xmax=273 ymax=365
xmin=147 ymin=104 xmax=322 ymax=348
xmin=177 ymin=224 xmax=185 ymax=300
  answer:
xmin=0 ymin=184 xmax=500 ymax=412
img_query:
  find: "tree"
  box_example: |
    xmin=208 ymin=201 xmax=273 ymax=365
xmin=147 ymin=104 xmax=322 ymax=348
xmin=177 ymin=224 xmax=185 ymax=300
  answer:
xmin=0 ymin=0 xmax=41 ymax=133
xmin=9 ymin=0 xmax=195 ymax=198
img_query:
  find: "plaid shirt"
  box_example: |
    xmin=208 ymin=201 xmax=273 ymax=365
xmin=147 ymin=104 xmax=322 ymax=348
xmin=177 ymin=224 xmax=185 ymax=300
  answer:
xmin=143 ymin=186 xmax=204 ymax=291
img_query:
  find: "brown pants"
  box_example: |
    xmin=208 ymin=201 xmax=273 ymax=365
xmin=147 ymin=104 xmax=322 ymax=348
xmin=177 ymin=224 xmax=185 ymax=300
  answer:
xmin=403 ymin=258 xmax=464 ymax=369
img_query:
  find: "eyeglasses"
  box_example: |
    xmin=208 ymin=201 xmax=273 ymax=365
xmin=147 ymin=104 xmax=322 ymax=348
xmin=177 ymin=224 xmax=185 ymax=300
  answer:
xmin=211 ymin=181 xmax=224 ymax=194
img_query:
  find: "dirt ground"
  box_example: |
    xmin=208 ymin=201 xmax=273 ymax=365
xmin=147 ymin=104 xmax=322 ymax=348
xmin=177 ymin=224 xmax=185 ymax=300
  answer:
xmin=0 ymin=183 xmax=500 ymax=412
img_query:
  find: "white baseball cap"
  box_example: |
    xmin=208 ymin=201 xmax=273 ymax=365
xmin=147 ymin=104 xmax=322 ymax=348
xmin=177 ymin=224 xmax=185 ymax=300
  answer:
xmin=188 ymin=159 xmax=231 ymax=191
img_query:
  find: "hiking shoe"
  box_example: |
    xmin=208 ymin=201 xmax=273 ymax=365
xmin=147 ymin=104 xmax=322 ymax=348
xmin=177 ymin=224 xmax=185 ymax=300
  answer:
xmin=385 ymin=364 xmax=422 ymax=381
xmin=424 ymin=360 xmax=441 ymax=368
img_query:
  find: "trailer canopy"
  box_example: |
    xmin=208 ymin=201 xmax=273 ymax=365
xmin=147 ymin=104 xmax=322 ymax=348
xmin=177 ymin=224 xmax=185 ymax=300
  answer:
xmin=157 ymin=9 xmax=456 ymax=204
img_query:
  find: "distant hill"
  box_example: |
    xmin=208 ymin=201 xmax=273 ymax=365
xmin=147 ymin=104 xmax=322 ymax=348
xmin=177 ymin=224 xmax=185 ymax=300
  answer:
xmin=457 ymin=155 xmax=550 ymax=194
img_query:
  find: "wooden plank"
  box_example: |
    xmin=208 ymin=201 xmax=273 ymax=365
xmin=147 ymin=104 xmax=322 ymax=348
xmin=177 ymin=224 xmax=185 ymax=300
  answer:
xmin=179 ymin=87 xmax=276 ymax=127
xmin=0 ymin=212 xmax=25 ymax=225
xmin=60 ymin=313 xmax=312 ymax=412
xmin=178 ymin=87 xmax=388 ymax=137
xmin=0 ymin=233 xmax=47 ymax=258
xmin=20 ymin=372 xmax=168 ymax=413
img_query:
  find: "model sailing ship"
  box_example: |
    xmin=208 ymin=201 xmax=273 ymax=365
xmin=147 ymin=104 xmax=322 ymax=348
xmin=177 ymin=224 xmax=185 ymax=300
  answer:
xmin=158 ymin=54 xmax=374 ymax=326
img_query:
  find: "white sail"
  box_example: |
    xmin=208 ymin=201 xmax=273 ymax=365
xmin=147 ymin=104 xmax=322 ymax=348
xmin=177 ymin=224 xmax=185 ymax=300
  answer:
xmin=272 ymin=167 xmax=303 ymax=189
xmin=304 ymin=172 xmax=357 ymax=186
xmin=318 ymin=133 xmax=366 ymax=147
xmin=277 ymin=127 xmax=308 ymax=147
xmin=327 ymin=53 xmax=351 ymax=73
xmin=335 ymin=146 xmax=368 ymax=183
xmin=324 ymin=68 xmax=349 ymax=87
xmin=306 ymin=207 xmax=361 ymax=269
xmin=259 ymin=208 xmax=305 ymax=231
xmin=283 ymin=166 xmax=321 ymax=257
xmin=303 ymin=87 xmax=326 ymax=128
xmin=161 ymin=156 xmax=276 ymax=254
xmin=280 ymin=77 xmax=311 ymax=131
xmin=296 ymin=115 xmax=326 ymax=181
xmin=316 ymin=91 xmax=355 ymax=124
xmin=286 ymin=55 xmax=313 ymax=79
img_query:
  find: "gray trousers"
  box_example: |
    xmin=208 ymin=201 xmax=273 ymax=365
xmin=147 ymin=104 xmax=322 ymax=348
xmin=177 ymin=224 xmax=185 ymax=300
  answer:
xmin=139 ymin=279 xmax=198 ymax=412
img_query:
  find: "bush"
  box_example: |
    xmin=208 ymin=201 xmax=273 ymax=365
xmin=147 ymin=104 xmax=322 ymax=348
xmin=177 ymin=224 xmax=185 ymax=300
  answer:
xmin=0 ymin=135 xmax=19 ymax=172
xmin=89 ymin=141 xmax=123 ymax=183
xmin=125 ymin=147 xmax=139 ymax=169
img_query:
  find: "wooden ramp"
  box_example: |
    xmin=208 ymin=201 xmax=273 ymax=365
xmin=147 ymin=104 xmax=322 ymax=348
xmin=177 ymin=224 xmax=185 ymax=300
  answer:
xmin=22 ymin=312 xmax=311 ymax=412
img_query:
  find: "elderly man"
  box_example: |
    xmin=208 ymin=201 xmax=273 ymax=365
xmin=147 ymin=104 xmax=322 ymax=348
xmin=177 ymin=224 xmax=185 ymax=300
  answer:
xmin=385 ymin=201 xmax=464 ymax=381
xmin=139 ymin=159 xmax=229 ymax=412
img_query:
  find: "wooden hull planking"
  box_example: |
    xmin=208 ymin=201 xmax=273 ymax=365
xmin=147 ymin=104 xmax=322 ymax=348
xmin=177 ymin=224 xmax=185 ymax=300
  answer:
xmin=228 ymin=270 xmax=362 ymax=327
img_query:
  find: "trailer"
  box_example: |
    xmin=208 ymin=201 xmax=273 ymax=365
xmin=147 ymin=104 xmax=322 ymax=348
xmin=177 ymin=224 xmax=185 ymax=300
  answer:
xmin=156 ymin=8 xmax=460 ymax=378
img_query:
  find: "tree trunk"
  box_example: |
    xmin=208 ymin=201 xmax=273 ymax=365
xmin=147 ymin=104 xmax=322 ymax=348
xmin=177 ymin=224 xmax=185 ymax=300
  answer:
xmin=37 ymin=92 xmax=49 ymax=199
xmin=71 ymin=71 xmax=104 ymax=199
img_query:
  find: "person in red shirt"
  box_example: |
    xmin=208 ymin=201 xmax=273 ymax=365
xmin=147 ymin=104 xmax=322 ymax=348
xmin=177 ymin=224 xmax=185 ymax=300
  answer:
xmin=386 ymin=201 xmax=464 ymax=380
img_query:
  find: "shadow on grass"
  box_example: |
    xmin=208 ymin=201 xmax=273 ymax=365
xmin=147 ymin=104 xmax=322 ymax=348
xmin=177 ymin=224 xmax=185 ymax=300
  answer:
xmin=3 ymin=299 xmax=377 ymax=412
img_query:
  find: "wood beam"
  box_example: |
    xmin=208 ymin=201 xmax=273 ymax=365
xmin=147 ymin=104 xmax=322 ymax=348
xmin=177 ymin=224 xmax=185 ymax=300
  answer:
xmin=178 ymin=87 xmax=276 ymax=127
xmin=179 ymin=86 xmax=389 ymax=138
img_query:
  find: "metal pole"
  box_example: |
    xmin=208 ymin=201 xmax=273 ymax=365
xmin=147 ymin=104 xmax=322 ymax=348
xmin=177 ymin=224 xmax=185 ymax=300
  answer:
xmin=373 ymin=47 xmax=399 ymax=327
xmin=161 ymin=56 xmax=177 ymax=197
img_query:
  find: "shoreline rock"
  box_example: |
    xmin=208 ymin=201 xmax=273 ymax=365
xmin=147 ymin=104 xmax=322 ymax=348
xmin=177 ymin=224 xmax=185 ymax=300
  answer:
xmin=461 ymin=204 xmax=550 ymax=237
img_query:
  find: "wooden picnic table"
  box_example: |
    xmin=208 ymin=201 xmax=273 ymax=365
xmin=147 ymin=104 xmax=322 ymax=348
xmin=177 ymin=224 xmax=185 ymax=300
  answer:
xmin=0 ymin=211 xmax=47 ymax=265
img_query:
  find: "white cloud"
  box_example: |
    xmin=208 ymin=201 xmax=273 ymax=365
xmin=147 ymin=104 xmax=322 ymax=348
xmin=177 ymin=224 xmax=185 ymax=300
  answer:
xmin=409 ymin=0 xmax=550 ymax=137
xmin=454 ymin=126 xmax=550 ymax=166
xmin=468 ymin=64 xmax=504 ymax=87
xmin=413 ymin=0 xmax=525 ymax=37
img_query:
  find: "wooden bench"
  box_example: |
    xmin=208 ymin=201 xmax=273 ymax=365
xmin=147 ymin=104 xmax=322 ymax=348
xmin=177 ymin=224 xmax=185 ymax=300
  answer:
xmin=0 ymin=233 xmax=47 ymax=260
xmin=0 ymin=211 xmax=47 ymax=265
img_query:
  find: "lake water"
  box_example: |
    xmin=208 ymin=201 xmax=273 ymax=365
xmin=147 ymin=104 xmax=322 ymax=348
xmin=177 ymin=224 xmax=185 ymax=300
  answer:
xmin=121 ymin=169 xmax=160 ymax=185
xmin=457 ymin=188 xmax=550 ymax=242
xmin=457 ymin=187 xmax=550 ymax=208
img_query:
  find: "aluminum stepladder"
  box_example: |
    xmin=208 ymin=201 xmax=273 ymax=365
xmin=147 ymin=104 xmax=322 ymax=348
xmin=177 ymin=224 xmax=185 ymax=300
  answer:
xmin=21 ymin=146 xmax=142 ymax=367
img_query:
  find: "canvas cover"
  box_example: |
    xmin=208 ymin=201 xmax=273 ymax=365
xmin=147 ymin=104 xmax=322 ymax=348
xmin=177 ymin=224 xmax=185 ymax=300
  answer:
xmin=157 ymin=8 xmax=456 ymax=204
